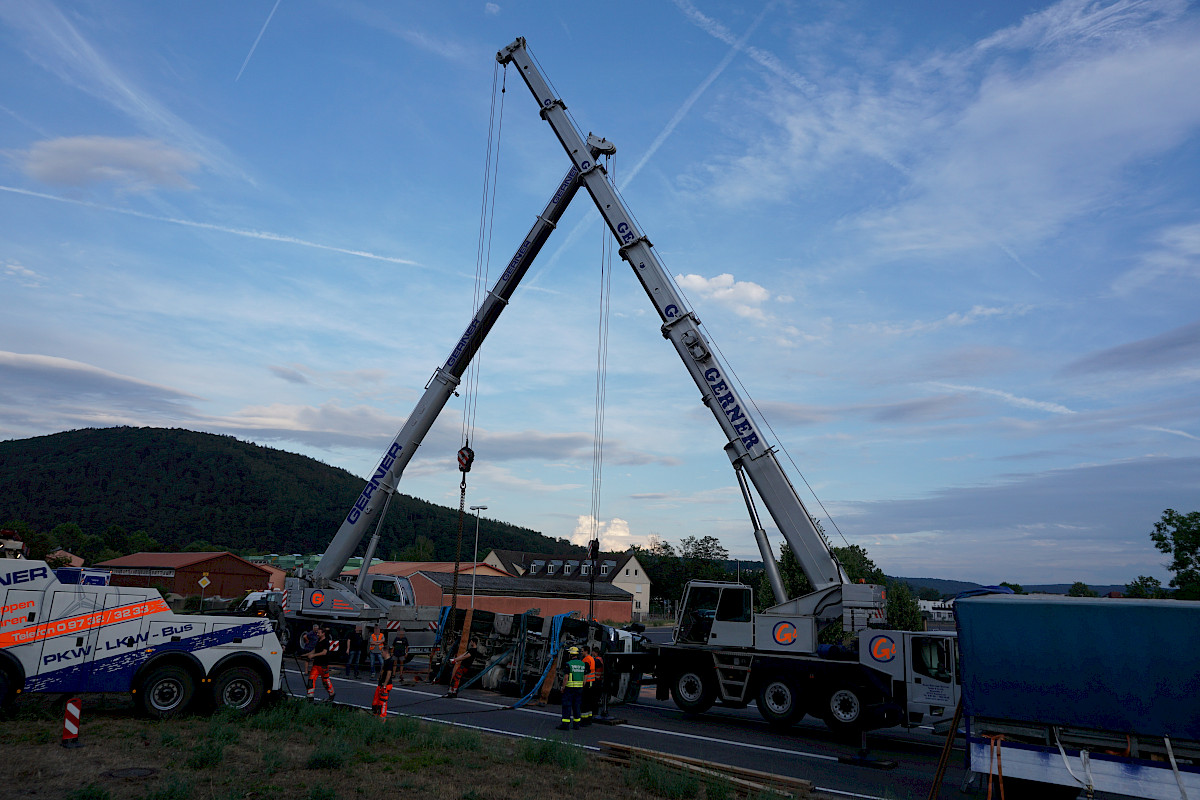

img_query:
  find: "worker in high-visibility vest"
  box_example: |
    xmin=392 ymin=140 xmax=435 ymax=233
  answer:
xmin=557 ymin=646 xmax=586 ymax=731
xmin=368 ymin=627 xmax=386 ymax=678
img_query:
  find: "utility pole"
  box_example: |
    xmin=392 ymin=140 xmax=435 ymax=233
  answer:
xmin=469 ymin=505 xmax=487 ymax=610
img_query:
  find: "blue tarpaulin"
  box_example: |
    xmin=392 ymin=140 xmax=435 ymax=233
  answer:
xmin=955 ymin=594 xmax=1200 ymax=741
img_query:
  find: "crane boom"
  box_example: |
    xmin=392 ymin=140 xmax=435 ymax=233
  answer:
xmin=496 ymin=38 xmax=851 ymax=608
xmin=313 ymin=167 xmax=582 ymax=582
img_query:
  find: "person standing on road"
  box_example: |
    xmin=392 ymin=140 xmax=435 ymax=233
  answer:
xmin=299 ymin=622 xmax=320 ymax=654
xmin=446 ymin=636 xmax=482 ymax=698
xmin=368 ymin=626 xmax=386 ymax=678
xmin=581 ymin=645 xmax=596 ymax=726
xmin=591 ymin=644 xmax=606 ymax=719
xmin=304 ymin=626 xmax=336 ymax=702
xmin=393 ymin=632 xmax=409 ymax=684
xmin=345 ymin=625 xmax=365 ymax=679
xmin=557 ymin=646 xmax=586 ymax=731
xmin=372 ymin=644 xmax=395 ymax=718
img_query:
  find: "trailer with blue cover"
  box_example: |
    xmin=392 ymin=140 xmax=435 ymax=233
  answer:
xmin=955 ymin=592 xmax=1200 ymax=798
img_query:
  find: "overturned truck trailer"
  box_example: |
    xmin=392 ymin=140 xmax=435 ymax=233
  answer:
xmin=433 ymin=607 xmax=655 ymax=705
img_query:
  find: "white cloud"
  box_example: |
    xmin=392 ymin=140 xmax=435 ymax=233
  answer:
xmin=3 ymin=261 xmax=45 ymax=288
xmin=0 ymin=2 xmax=244 ymax=179
xmin=852 ymin=305 xmax=1031 ymax=337
xmin=484 ymin=3 xmax=500 ymax=15
xmin=1112 ymin=221 xmax=1200 ymax=294
xmin=569 ymin=515 xmax=652 ymax=551
xmin=677 ymin=272 xmax=771 ymax=321
xmin=21 ymin=136 xmax=199 ymax=191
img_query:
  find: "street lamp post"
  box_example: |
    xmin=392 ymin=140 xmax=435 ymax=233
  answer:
xmin=469 ymin=505 xmax=487 ymax=609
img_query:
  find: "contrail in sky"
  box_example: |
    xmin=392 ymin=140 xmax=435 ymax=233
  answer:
xmin=236 ymin=0 xmax=283 ymax=82
xmin=0 ymin=184 xmax=423 ymax=267
xmin=537 ymin=2 xmax=772 ymax=277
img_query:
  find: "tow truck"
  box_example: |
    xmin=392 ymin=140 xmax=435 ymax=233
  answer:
xmin=0 ymin=559 xmax=282 ymax=717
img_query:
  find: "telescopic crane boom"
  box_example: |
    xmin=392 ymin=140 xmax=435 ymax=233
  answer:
xmin=311 ymin=167 xmax=582 ymax=584
xmin=496 ymin=37 xmax=862 ymax=622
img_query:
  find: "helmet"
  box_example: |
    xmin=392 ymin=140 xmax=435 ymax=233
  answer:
xmin=568 ymin=646 xmax=580 ymax=656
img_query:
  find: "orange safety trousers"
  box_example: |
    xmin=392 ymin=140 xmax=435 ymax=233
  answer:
xmin=372 ymin=684 xmax=392 ymax=718
xmin=308 ymin=665 xmax=333 ymax=698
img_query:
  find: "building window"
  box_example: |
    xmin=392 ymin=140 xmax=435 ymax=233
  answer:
xmin=635 ymin=601 xmax=642 ymax=610
xmin=634 ymin=569 xmax=639 ymax=575
xmin=581 ymin=564 xmax=591 ymax=576
xmin=601 ymin=565 xmax=610 ymax=575
xmin=625 ymin=568 xmax=629 ymax=575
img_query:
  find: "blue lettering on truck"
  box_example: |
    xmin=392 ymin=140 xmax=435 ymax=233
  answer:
xmin=346 ymin=442 xmax=402 ymax=524
xmin=0 ymin=566 xmax=49 ymax=585
xmin=703 ymin=366 xmax=761 ymax=450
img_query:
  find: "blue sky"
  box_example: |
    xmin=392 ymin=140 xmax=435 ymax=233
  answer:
xmin=2 ymin=0 xmax=1198 ymax=586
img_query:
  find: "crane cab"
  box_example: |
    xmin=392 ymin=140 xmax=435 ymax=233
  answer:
xmin=674 ymin=581 xmax=755 ymax=649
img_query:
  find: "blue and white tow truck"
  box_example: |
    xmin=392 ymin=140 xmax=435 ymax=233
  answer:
xmin=0 ymin=559 xmax=282 ymax=717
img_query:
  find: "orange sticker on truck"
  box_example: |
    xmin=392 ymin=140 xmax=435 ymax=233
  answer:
xmin=0 ymin=598 xmax=170 ymax=649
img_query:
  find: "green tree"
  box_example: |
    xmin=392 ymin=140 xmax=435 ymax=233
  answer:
xmin=102 ymin=523 xmax=129 ymax=554
xmin=127 ymin=529 xmax=160 ymax=553
xmin=1067 ymin=581 xmax=1098 ymax=597
xmin=679 ymin=535 xmax=730 ymax=582
xmin=886 ymin=580 xmax=923 ymax=631
xmin=632 ymin=536 xmax=686 ymax=607
xmin=916 ymin=587 xmax=942 ymax=601
xmin=1150 ymin=508 xmax=1200 ymax=599
xmin=397 ymin=535 xmax=436 ymax=561
xmin=49 ymin=522 xmax=85 ymax=555
xmin=1124 ymin=575 xmax=1167 ymax=599
xmin=999 ymin=581 xmax=1025 ymax=594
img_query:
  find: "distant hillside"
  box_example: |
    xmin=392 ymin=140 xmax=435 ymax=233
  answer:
xmin=0 ymin=427 xmax=579 ymax=560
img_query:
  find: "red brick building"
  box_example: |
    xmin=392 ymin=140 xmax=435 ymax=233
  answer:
xmin=411 ymin=572 xmax=633 ymax=623
xmin=96 ymin=552 xmax=273 ymax=598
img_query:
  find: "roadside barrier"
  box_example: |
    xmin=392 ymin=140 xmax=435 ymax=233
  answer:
xmin=61 ymin=697 xmax=83 ymax=748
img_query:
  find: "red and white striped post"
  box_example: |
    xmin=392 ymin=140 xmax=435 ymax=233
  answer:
xmin=61 ymin=697 xmax=83 ymax=748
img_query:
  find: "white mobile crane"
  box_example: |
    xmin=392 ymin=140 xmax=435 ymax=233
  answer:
xmin=289 ymin=37 xmax=957 ymax=733
xmin=494 ymin=37 xmax=959 ymax=735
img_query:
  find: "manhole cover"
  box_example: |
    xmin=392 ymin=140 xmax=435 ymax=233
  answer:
xmin=102 ymin=768 xmax=158 ymax=779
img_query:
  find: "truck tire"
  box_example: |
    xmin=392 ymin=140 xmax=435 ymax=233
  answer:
xmin=671 ymin=669 xmax=716 ymax=714
xmin=0 ymin=665 xmax=17 ymax=714
xmin=757 ymin=675 xmax=803 ymax=728
xmin=138 ymin=665 xmax=195 ymax=719
xmin=211 ymin=666 xmax=265 ymax=715
xmin=822 ymin=685 xmax=864 ymax=736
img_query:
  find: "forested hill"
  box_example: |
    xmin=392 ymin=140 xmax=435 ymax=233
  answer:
xmin=0 ymin=427 xmax=578 ymax=559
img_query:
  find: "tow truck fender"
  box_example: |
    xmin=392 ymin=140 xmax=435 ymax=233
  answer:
xmin=207 ymin=650 xmax=279 ymax=691
xmin=0 ymin=649 xmax=26 ymax=700
xmin=130 ymin=649 xmax=205 ymax=691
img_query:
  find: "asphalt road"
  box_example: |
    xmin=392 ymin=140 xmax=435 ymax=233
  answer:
xmin=281 ymin=662 xmax=973 ymax=800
